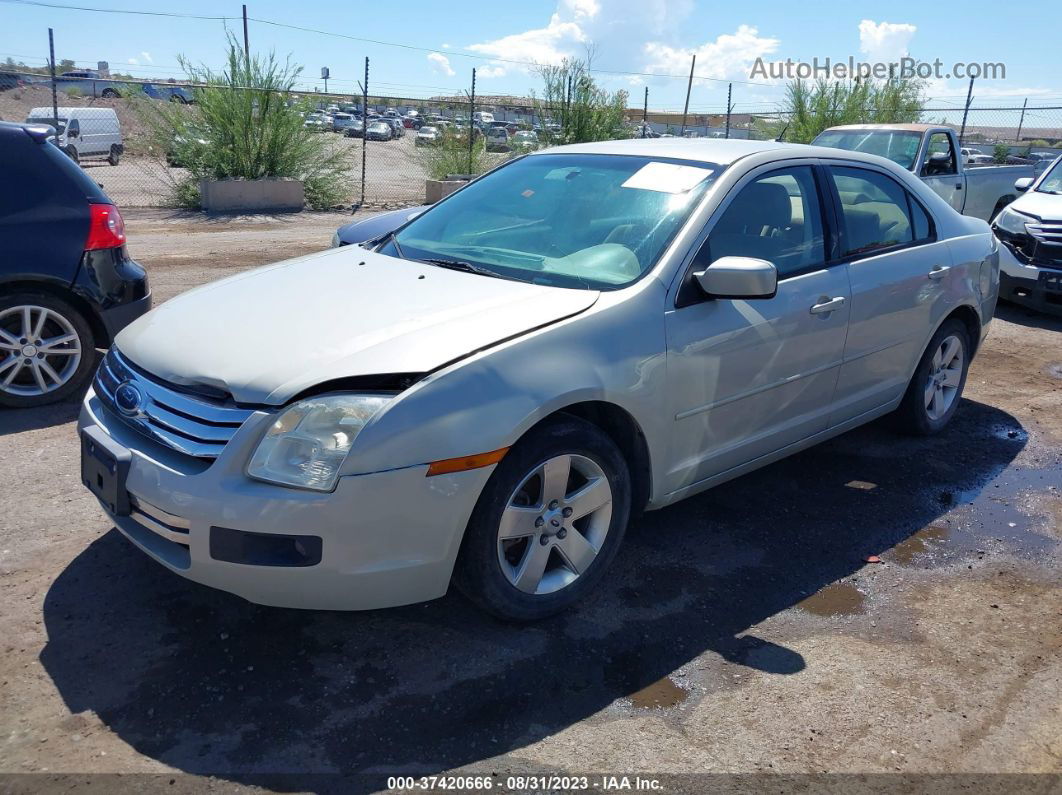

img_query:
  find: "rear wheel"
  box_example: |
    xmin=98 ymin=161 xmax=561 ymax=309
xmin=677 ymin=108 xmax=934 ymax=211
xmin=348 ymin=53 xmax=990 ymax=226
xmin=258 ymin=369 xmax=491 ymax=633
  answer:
xmin=107 ymin=144 xmax=121 ymax=166
xmin=454 ymin=416 xmax=631 ymax=621
xmin=101 ymin=88 xmax=120 ymax=98
xmin=893 ymin=318 xmax=970 ymax=435
xmin=64 ymin=145 xmax=79 ymax=165
xmin=0 ymin=293 xmax=96 ymax=408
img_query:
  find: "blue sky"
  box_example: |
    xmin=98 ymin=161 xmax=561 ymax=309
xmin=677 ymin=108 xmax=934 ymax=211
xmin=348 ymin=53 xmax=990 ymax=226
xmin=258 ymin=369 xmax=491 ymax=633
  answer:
xmin=3 ymin=0 xmax=1060 ymax=111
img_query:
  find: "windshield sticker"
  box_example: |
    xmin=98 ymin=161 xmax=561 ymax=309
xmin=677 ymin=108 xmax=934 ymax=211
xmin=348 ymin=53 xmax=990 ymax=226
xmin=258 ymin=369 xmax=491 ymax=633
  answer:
xmin=621 ymin=162 xmax=714 ymax=193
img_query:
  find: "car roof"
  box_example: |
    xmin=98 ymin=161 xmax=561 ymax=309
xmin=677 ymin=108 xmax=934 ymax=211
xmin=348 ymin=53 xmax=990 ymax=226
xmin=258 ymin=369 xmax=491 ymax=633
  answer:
xmin=533 ymin=137 xmax=814 ymax=165
xmin=823 ymin=123 xmax=940 ymax=133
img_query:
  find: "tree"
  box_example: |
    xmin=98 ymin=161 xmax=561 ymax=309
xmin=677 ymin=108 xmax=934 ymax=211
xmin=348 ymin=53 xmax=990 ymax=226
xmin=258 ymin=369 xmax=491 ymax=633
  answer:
xmin=993 ymin=142 xmax=1011 ymax=164
xmin=531 ymin=56 xmax=627 ymax=145
xmin=775 ymin=77 xmax=925 ymax=143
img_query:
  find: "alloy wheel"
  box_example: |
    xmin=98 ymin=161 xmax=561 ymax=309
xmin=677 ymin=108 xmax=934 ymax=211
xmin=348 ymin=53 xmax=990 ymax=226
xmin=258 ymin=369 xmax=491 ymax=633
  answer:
xmin=924 ymin=333 xmax=964 ymax=421
xmin=497 ymin=453 xmax=613 ymax=595
xmin=0 ymin=305 xmax=83 ymax=397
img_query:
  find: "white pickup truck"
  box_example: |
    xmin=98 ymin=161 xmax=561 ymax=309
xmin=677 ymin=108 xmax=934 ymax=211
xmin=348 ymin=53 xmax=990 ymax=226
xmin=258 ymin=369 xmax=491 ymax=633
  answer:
xmin=813 ymin=124 xmax=1040 ymax=222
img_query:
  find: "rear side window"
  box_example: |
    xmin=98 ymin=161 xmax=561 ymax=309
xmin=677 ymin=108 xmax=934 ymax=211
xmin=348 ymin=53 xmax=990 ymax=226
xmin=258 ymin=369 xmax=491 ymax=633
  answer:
xmin=829 ymin=167 xmax=915 ymax=257
xmin=908 ymin=195 xmax=933 ymax=241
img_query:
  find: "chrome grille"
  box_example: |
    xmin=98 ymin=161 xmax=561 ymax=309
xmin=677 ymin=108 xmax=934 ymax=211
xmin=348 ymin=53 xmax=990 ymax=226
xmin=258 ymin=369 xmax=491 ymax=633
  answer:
xmin=1027 ymin=220 xmax=1062 ymax=246
xmin=94 ymin=349 xmax=255 ymax=459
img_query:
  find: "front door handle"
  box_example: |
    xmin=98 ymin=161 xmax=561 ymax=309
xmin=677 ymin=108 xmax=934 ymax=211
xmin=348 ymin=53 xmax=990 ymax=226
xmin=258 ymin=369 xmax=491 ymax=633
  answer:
xmin=810 ymin=296 xmax=846 ymax=315
xmin=928 ymin=265 xmax=951 ymax=280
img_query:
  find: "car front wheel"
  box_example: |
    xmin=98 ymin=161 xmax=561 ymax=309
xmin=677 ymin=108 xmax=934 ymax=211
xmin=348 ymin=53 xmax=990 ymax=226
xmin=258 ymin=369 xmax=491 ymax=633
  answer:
xmin=454 ymin=416 xmax=631 ymax=621
xmin=0 ymin=293 xmax=96 ymax=408
xmin=894 ymin=318 xmax=970 ymax=435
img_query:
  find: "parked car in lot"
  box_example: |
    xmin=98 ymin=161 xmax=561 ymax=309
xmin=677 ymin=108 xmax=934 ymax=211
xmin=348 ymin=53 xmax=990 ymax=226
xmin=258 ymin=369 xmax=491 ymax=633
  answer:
xmin=485 ymin=126 xmax=509 ymax=152
xmin=25 ymin=107 xmax=123 ymax=165
xmin=384 ymin=118 xmax=405 ymax=138
xmin=993 ymin=158 xmax=1062 ymax=315
xmin=415 ymin=125 xmax=441 ymax=146
xmin=1 ymin=122 xmax=149 ymax=408
xmin=79 ymin=138 xmax=997 ymax=620
xmin=511 ymin=130 xmax=539 ymax=152
xmin=331 ymin=206 xmax=426 ymax=247
xmin=813 ymin=124 xmax=1040 ymax=221
xmin=343 ymin=118 xmax=365 ymax=138
xmin=365 ymin=120 xmax=393 ymax=141
xmin=140 ymin=82 xmax=193 ymax=103
xmin=0 ymin=71 xmax=26 ymax=92
xmin=331 ymin=112 xmax=357 ymax=134
xmin=303 ymin=112 xmax=329 ymax=132
xmin=960 ymin=147 xmax=993 ymax=166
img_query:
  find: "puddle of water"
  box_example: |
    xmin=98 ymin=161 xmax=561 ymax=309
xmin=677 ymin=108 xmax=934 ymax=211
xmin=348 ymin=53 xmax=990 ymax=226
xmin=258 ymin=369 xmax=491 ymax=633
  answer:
xmin=797 ymin=582 xmax=866 ymax=616
xmin=890 ymin=523 xmax=951 ymax=565
xmin=629 ymin=676 xmax=688 ymax=709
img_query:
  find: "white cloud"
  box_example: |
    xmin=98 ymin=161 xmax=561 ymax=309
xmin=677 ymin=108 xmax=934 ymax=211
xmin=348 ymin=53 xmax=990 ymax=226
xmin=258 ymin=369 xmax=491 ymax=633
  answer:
xmin=858 ymin=20 xmax=916 ymax=62
xmin=562 ymin=0 xmax=600 ymax=18
xmin=140 ymin=51 xmax=153 ymax=64
xmin=478 ymin=65 xmax=508 ymax=79
xmin=427 ymin=52 xmax=455 ymax=77
xmin=467 ymin=12 xmax=587 ymax=76
xmin=643 ymin=25 xmax=780 ymax=81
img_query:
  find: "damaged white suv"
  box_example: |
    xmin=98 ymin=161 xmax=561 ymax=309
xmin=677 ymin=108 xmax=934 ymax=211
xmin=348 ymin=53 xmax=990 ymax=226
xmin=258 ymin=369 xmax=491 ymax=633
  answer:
xmin=79 ymin=139 xmax=998 ymax=620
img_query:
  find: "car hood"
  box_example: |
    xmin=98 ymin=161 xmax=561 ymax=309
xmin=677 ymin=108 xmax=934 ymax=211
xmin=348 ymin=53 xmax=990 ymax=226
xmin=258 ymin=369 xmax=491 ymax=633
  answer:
xmin=1011 ymin=190 xmax=1062 ymax=221
xmin=115 ymin=248 xmax=599 ymax=405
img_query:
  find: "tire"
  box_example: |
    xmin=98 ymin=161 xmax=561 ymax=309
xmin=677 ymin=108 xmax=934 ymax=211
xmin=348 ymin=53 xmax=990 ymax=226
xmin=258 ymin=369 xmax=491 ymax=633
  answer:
xmin=453 ymin=415 xmax=631 ymax=621
xmin=64 ymin=145 xmax=79 ymax=165
xmin=169 ymin=95 xmax=187 ymax=104
xmin=107 ymin=144 xmax=121 ymax=166
xmin=101 ymin=88 xmax=120 ymax=98
xmin=0 ymin=292 xmax=97 ymax=409
xmin=893 ymin=318 xmax=971 ymax=436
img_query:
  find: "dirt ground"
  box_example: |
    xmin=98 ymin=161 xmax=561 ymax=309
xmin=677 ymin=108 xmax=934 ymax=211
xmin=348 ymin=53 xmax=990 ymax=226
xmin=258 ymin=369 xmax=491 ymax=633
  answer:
xmin=0 ymin=209 xmax=1060 ymax=793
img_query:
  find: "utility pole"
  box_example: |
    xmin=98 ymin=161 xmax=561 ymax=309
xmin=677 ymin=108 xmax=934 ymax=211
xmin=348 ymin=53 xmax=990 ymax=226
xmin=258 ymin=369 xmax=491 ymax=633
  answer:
xmin=359 ymin=58 xmax=368 ymax=209
xmin=958 ymin=76 xmax=975 ymax=146
xmin=47 ymin=28 xmax=58 ymax=132
xmin=724 ymin=83 xmax=732 ymax=139
xmin=680 ymin=54 xmax=696 ymax=136
xmin=1015 ymin=97 xmax=1028 ymax=144
xmin=468 ymin=68 xmax=476 ymax=175
xmin=241 ymin=5 xmax=249 ymax=60
xmin=642 ymin=86 xmax=648 ymax=137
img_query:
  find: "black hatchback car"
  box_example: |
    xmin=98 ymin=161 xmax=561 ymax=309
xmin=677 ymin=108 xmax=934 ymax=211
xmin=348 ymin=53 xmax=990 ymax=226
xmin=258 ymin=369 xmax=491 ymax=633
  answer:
xmin=0 ymin=122 xmax=150 ymax=408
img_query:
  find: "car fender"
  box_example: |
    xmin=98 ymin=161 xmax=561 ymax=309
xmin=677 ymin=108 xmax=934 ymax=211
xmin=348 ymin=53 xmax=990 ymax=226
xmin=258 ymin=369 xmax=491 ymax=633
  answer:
xmin=342 ymin=280 xmax=670 ymax=500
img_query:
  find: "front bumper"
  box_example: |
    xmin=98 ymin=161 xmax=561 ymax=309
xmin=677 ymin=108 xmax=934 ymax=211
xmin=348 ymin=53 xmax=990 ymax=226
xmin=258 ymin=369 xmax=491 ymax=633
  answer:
xmin=998 ymin=246 xmax=1062 ymax=316
xmin=78 ymin=387 xmax=494 ymax=610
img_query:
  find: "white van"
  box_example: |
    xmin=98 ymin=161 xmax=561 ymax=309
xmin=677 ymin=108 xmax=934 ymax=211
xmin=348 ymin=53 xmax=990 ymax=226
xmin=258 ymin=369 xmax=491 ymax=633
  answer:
xmin=472 ymin=111 xmax=494 ymax=125
xmin=25 ymin=107 xmax=123 ymax=166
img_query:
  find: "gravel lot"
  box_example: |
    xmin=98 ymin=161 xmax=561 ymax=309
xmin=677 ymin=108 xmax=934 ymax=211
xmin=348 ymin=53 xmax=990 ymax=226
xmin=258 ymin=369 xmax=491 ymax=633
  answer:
xmin=1 ymin=209 xmax=1060 ymax=791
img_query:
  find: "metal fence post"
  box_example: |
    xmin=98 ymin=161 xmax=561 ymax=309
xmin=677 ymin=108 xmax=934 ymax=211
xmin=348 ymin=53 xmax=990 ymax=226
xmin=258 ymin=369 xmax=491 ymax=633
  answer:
xmin=958 ymin=76 xmax=975 ymax=146
xmin=48 ymin=28 xmax=58 ymax=132
xmin=680 ymin=54 xmax=695 ymax=136
xmin=360 ymin=57 xmax=368 ymax=208
xmin=1016 ymin=98 xmax=1028 ymax=144
xmin=468 ymin=68 xmax=476 ymax=175
xmin=642 ymin=86 xmax=648 ymax=137
xmin=725 ymin=83 xmax=732 ymax=139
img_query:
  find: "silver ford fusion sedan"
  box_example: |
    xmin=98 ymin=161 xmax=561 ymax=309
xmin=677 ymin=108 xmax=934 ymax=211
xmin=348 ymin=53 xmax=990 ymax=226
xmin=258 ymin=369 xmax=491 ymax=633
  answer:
xmin=79 ymin=139 xmax=999 ymax=620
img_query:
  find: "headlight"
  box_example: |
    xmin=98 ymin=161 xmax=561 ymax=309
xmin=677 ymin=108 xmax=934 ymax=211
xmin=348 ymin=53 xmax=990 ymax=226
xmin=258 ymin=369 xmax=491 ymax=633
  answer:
xmin=247 ymin=394 xmax=390 ymax=491
xmin=330 ymin=231 xmax=341 ymax=248
xmin=993 ymin=207 xmax=1035 ymax=236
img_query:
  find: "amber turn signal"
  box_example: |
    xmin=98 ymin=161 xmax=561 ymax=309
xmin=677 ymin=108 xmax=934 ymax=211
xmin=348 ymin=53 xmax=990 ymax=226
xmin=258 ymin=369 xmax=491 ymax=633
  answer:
xmin=425 ymin=447 xmax=509 ymax=476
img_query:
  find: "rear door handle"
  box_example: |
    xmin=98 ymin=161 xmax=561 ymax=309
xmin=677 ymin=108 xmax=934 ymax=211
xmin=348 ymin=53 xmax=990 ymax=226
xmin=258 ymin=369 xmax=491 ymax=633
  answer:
xmin=928 ymin=265 xmax=951 ymax=280
xmin=810 ymin=296 xmax=846 ymax=315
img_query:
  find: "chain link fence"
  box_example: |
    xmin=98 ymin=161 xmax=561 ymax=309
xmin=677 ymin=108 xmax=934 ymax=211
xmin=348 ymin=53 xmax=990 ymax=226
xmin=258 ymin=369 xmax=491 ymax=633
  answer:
xmin=3 ymin=68 xmax=1060 ymax=211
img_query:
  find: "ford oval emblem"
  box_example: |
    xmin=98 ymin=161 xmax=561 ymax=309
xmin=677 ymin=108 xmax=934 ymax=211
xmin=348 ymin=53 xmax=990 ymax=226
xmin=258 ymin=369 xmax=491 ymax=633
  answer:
xmin=114 ymin=381 xmax=144 ymax=416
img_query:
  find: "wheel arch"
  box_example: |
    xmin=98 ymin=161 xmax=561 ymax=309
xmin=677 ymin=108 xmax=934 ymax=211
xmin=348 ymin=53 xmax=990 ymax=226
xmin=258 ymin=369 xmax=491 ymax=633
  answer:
xmin=941 ymin=302 xmax=982 ymax=357
xmin=520 ymin=400 xmax=653 ymax=516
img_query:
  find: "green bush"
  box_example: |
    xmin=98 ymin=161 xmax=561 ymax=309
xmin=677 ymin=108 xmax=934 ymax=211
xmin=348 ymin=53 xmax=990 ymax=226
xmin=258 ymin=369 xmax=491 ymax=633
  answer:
xmin=993 ymin=142 xmax=1011 ymax=163
xmin=143 ymin=37 xmax=351 ymax=210
xmin=776 ymin=77 xmax=925 ymax=143
xmin=418 ymin=132 xmax=492 ymax=181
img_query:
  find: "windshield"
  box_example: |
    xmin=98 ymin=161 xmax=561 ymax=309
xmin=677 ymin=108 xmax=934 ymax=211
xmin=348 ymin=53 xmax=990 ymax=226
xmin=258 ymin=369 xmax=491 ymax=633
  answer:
xmin=27 ymin=116 xmax=66 ymax=134
xmin=813 ymin=129 xmax=923 ymax=169
xmin=1037 ymin=158 xmax=1062 ymax=194
xmin=388 ymin=153 xmax=719 ymax=290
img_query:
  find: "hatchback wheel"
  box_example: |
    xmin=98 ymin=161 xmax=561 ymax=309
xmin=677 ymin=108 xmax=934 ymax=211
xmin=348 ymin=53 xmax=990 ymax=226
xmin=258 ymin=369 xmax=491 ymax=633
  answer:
xmin=0 ymin=293 xmax=96 ymax=408
xmin=454 ymin=416 xmax=631 ymax=621
xmin=107 ymin=144 xmax=121 ymax=166
xmin=894 ymin=318 xmax=970 ymax=435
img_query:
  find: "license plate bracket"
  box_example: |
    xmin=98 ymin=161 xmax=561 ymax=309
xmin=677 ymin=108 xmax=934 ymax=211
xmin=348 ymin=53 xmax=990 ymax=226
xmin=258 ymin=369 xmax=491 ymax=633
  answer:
xmin=1039 ymin=270 xmax=1062 ymax=294
xmin=80 ymin=425 xmax=131 ymax=516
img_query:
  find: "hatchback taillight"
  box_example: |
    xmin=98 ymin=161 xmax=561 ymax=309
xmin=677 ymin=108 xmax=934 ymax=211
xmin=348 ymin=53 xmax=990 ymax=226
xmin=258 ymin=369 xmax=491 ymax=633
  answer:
xmin=85 ymin=203 xmax=126 ymax=250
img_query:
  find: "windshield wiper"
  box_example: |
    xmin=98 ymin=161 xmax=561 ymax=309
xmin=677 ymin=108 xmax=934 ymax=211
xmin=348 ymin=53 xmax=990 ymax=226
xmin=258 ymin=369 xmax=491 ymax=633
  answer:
xmin=418 ymin=258 xmax=507 ymax=279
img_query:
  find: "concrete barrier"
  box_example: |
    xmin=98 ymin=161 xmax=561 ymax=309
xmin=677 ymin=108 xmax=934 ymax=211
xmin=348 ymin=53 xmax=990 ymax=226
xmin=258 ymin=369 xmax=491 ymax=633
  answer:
xmin=424 ymin=179 xmax=467 ymax=204
xmin=200 ymin=178 xmax=305 ymax=213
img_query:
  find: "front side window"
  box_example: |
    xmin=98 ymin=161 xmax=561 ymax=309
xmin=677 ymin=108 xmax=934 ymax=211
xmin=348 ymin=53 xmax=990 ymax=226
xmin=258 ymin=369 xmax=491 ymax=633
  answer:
xmin=391 ymin=154 xmax=719 ymax=289
xmin=830 ymin=167 xmax=915 ymax=256
xmin=922 ymin=133 xmax=957 ymax=176
xmin=702 ymin=166 xmax=825 ymax=278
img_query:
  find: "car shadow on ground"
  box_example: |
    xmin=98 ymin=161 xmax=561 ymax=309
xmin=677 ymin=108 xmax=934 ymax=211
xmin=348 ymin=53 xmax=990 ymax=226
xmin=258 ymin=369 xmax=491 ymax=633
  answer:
xmin=39 ymin=399 xmax=1029 ymax=786
xmin=0 ymin=393 xmax=82 ymax=436
xmin=994 ymin=301 xmax=1062 ymax=332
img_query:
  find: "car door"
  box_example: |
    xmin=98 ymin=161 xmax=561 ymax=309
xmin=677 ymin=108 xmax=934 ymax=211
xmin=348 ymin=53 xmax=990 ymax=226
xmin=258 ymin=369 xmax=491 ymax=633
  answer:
xmin=824 ymin=162 xmax=956 ymax=424
xmin=663 ymin=162 xmax=851 ymax=495
xmin=919 ymin=132 xmax=965 ymax=213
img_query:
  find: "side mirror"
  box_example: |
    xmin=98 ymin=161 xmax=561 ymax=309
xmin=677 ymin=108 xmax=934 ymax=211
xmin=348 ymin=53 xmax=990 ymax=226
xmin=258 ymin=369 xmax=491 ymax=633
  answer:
xmin=1014 ymin=177 xmax=1034 ymax=193
xmin=695 ymin=256 xmax=778 ymax=300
